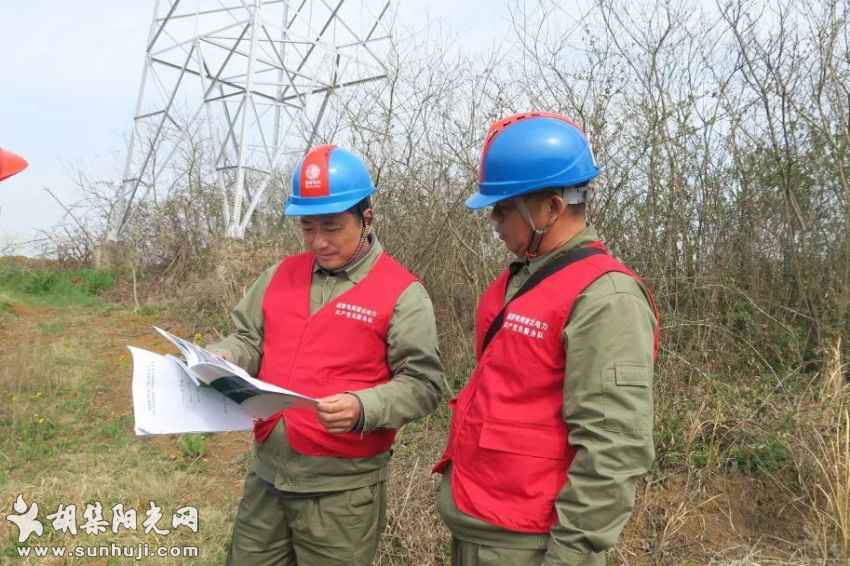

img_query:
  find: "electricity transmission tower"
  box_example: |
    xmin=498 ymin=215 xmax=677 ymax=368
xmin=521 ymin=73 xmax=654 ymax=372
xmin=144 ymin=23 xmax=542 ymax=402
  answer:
xmin=110 ymin=0 xmax=392 ymax=241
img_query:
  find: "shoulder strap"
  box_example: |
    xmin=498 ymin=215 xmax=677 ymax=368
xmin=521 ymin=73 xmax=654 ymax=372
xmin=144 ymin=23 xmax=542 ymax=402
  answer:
xmin=480 ymin=246 xmax=604 ymax=354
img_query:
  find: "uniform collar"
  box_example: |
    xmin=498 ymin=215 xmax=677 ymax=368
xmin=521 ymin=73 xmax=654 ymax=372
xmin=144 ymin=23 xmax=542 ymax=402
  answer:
xmin=509 ymin=226 xmax=600 ymax=278
xmin=313 ymin=234 xmax=383 ymax=283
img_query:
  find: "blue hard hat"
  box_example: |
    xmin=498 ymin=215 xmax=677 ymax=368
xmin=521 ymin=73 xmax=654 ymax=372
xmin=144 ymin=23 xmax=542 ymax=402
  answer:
xmin=466 ymin=112 xmax=600 ymax=209
xmin=285 ymin=145 xmax=376 ymax=216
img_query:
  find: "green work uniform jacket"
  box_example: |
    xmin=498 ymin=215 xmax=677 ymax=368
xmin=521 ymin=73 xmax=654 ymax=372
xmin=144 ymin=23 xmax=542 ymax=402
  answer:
xmin=440 ymin=226 xmax=657 ymax=566
xmin=210 ymin=236 xmax=445 ymax=493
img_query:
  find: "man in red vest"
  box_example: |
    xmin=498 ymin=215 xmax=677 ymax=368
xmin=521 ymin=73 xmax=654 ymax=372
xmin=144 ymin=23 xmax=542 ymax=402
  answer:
xmin=209 ymin=145 xmax=444 ymax=566
xmin=434 ymin=113 xmax=660 ymax=566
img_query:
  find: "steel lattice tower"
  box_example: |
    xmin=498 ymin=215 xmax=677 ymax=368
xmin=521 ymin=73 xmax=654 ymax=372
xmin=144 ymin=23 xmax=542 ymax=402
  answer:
xmin=111 ymin=0 xmax=392 ymax=240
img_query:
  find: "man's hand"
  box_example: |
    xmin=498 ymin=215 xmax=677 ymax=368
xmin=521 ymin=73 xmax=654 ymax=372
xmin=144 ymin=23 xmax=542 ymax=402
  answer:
xmin=316 ymin=393 xmax=362 ymax=434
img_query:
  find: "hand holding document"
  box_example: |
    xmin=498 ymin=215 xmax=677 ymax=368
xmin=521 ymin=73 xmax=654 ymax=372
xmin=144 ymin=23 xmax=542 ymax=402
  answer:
xmin=129 ymin=327 xmax=316 ymax=436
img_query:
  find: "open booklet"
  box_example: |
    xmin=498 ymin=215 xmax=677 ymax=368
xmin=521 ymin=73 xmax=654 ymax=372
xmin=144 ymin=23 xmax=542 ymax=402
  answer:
xmin=129 ymin=327 xmax=316 ymax=436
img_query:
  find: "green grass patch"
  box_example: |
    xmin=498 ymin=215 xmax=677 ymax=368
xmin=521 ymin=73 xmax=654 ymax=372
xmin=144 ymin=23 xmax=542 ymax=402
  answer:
xmin=38 ymin=320 xmax=65 ymax=335
xmin=5 ymin=415 xmax=62 ymax=462
xmin=55 ymin=379 xmax=95 ymax=417
xmin=136 ymin=304 xmax=165 ymax=317
xmin=726 ymin=436 xmax=789 ymax=475
xmin=0 ymin=262 xmax=114 ymax=306
xmin=179 ymin=433 xmax=208 ymax=460
xmin=0 ymin=299 xmax=14 ymax=314
xmin=97 ymin=415 xmax=133 ymax=449
xmin=3 ymin=540 xmax=25 ymax=560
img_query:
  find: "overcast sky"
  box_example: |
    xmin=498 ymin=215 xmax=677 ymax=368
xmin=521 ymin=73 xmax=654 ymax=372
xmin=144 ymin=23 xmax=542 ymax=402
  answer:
xmin=0 ymin=1 xmax=514 ymax=254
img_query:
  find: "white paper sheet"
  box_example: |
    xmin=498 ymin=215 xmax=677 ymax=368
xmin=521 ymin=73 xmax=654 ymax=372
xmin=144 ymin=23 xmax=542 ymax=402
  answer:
xmin=129 ymin=346 xmax=254 ymax=435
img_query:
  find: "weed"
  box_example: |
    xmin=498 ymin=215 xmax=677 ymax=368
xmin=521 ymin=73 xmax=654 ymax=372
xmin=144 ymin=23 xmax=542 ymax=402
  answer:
xmin=74 ymin=270 xmax=115 ymax=296
xmin=179 ymin=434 xmax=208 ymax=461
xmin=99 ymin=417 xmax=132 ymax=449
xmin=136 ymin=305 xmax=165 ymax=316
xmin=726 ymin=436 xmax=789 ymax=474
xmin=10 ymin=415 xmax=60 ymax=461
xmin=2 ymin=541 xmax=24 ymax=559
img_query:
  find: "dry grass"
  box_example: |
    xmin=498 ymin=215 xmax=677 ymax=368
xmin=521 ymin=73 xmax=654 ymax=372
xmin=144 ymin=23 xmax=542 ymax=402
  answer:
xmin=374 ymin=417 xmax=451 ymax=565
xmin=0 ymin=301 xmax=243 ymax=565
xmin=806 ymin=337 xmax=850 ymax=562
xmin=786 ymin=336 xmax=850 ymax=565
xmin=822 ymin=338 xmax=847 ymax=406
xmin=808 ymin=407 xmax=850 ymax=563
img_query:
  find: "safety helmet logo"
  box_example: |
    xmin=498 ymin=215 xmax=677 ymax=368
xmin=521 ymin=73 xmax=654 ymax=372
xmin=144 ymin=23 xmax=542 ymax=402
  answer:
xmin=299 ymin=146 xmax=332 ymax=197
xmin=305 ymin=164 xmax=321 ymax=181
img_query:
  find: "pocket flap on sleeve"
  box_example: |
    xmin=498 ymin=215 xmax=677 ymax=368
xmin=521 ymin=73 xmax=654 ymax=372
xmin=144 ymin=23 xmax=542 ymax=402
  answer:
xmin=614 ymin=364 xmax=650 ymax=386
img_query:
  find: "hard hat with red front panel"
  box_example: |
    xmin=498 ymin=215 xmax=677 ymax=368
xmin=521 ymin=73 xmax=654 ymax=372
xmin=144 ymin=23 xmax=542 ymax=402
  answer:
xmin=0 ymin=148 xmax=28 ymax=182
xmin=466 ymin=112 xmax=599 ymax=210
xmin=285 ymin=145 xmax=375 ymax=216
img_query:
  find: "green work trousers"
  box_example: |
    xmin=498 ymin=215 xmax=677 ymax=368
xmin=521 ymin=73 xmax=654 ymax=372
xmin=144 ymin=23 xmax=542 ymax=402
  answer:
xmin=439 ymin=471 xmax=548 ymax=566
xmin=227 ymin=471 xmax=387 ymax=566
xmin=450 ymin=538 xmax=547 ymax=566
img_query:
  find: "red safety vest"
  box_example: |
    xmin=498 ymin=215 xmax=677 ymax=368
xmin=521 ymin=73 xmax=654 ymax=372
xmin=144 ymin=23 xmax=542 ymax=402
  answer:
xmin=433 ymin=242 xmax=659 ymax=533
xmin=254 ymin=250 xmax=417 ymax=458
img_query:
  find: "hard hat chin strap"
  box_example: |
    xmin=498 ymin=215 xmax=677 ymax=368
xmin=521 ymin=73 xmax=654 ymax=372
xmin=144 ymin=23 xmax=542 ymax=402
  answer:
xmin=515 ymin=187 xmax=587 ymax=257
xmin=332 ymin=219 xmax=372 ymax=274
xmin=516 ymin=197 xmax=549 ymax=257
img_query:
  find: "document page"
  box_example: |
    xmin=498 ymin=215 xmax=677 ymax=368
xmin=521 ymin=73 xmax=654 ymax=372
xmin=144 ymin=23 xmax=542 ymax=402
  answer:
xmin=129 ymin=346 xmax=254 ymax=435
